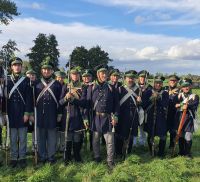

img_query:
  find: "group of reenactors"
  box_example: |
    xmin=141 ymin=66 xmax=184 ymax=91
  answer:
xmin=0 ymin=56 xmax=199 ymax=170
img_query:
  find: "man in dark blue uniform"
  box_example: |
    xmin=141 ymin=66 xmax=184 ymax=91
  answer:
xmin=59 ymin=67 xmax=84 ymax=164
xmin=115 ymin=70 xmax=140 ymax=157
xmin=164 ymin=75 xmax=180 ymax=149
xmin=54 ymin=71 xmax=66 ymax=153
xmin=69 ymin=65 xmax=119 ymax=169
xmin=134 ymin=70 xmax=151 ymax=147
xmin=35 ymin=58 xmax=62 ymax=164
xmin=81 ymin=69 xmax=93 ymax=151
xmin=3 ymin=57 xmax=33 ymax=168
xmin=174 ymin=78 xmax=199 ymax=158
xmin=143 ymin=76 xmax=169 ymax=157
xmin=26 ymin=69 xmax=37 ymax=155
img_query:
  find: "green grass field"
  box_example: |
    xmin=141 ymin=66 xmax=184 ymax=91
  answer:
xmin=0 ymin=89 xmax=200 ymax=182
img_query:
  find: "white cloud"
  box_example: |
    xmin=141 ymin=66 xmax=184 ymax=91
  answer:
xmin=0 ymin=18 xmax=199 ymax=73
xmin=16 ymin=1 xmax=45 ymax=10
xmin=51 ymin=11 xmax=92 ymax=18
xmin=85 ymin=0 xmax=200 ymax=25
xmin=168 ymin=39 xmax=200 ymax=59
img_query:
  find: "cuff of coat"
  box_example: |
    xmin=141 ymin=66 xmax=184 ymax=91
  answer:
xmin=24 ymin=112 xmax=30 ymax=116
xmin=112 ymin=114 xmax=118 ymax=122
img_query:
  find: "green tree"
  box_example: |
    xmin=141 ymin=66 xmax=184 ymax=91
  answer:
xmin=69 ymin=46 xmax=89 ymax=69
xmin=87 ymin=45 xmax=112 ymax=69
xmin=69 ymin=45 xmax=112 ymax=70
xmin=0 ymin=39 xmax=20 ymax=60
xmin=47 ymin=34 xmax=60 ymax=69
xmin=27 ymin=33 xmax=60 ymax=75
xmin=0 ymin=0 xmax=19 ymax=25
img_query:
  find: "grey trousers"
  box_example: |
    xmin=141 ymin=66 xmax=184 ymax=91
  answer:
xmin=10 ymin=127 xmax=27 ymax=160
xmin=38 ymin=128 xmax=57 ymax=160
xmin=56 ymin=131 xmax=65 ymax=152
xmin=93 ymin=131 xmax=114 ymax=163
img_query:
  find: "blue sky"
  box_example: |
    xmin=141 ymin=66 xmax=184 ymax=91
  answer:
xmin=1 ymin=0 xmax=200 ymax=74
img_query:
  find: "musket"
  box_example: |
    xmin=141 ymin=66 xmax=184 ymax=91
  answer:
xmin=64 ymin=60 xmax=71 ymax=161
xmin=172 ymin=99 xmax=189 ymax=157
xmin=3 ymin=53 xmax=10 ymax=165
xmin=32 ymin=81 xmax=38 ymax=165
xmin=122 ymin=108 xmax=137 ymax=160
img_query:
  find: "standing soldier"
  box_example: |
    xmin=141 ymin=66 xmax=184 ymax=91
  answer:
xmin=35 ymin=58 xmax=62 ymax=164
xmin=164 ymin=75 xmax=180 ymax=149
xmin=174 ymin=78 xmax=199 ymax=158
xmin=81 ymin=69 xmax=93 ymax=151
xmin=143 ymin=76 xmax=169 ymax=157
xmin=54 ymin=71 xmax=66 ymax=153
xmin=115 ymin=70 xmax=140 ymax=157
xmin=59 ymin=67 xmax=84 ymax=164
xmin=2 ymin=57 xmax=33 ymax=168
xmin=134 ymin=70 xmax=151 ymax=147
xmin=69 ymin=65 xmax=119 ymax=169
xmin=26 ymin=69 xmax=37 ymax=155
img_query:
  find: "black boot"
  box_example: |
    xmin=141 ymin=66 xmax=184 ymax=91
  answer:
xmin=178 ymin=137 xmax=185 ymax=156
xmin=73 ymin=142 xmax=82 ymax=162
xmin=0 ymin=127 xmax=2 ymax=146
xmin=9 ymin=160 xmax=18 ymax=168
xmin=18 ymin=159 xmax=27 ymax=168
xmin=127 ymin=136 xmax=133 ymax=154
xmin=169 ymin=132 xmax=175 ymax=149
xmin=158 ymin=139 xmax=166 ymax=157
xmin=185 ymin=140 xmax=192 ymax=159
xmin=89 ymin=131 xmax=93 ymax=151
xmin=147 ymin=136 xmax=152 ymax=155
xmin=64 ymin=141 xmax=72 ymax=165
xmin=115 ymin=137 xmax=123 ymax=158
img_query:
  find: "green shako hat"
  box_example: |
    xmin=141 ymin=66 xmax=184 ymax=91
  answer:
xmin=10 ymin=57 xmax=23 ymax=66
xmin=41 ymin=56 xmax=54 ymax=69
xmin=109 ymin=69 xmax=120 ymax=77
xmin=82 ymin=69 xmax=92 ymax=77
xmin=54 ymin=71 xmax=66 ymax=78
xmin=154 ymin=75 xmax=165 ymax=83
xmin=179 ymin=78 xmax=192 ymax=87
xmin=138 ymin=70 xmax=149 ymax=77
xmin=125 ymin=70 xmax=137 ymax=78
xmin=26 ymin=69 xmax=36 ymax=75
xmin=94 ymin=64 xmax=108 ymax=73
xmin=168 ymin=75 xmax=180 ymax=81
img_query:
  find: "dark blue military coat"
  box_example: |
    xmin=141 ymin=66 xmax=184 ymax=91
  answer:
xmin=59 ymin=81 xmax=84 ymax=132
xmin=3 ymin=74 xmax=33 ymax=128
xmin=35 ymin=77 xmax=62 ymax=129
xmin=73 ymin=81 xmax=120 ymax=133
xmin=143 ymin=88 xmax=169 ymax=137
xmin=174 ymin=92 xmax=199 ymax=133
xmin=164 ymin=86 xmax=179 ymax=132
xmin=116 ymin=84 xmax=139 ymax=139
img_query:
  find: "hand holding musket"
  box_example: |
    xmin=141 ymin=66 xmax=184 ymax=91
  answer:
xmin=172 ymin=100 xmax=189 ymax=157
xmin=64 ymin=61 xmax=71 ymax=162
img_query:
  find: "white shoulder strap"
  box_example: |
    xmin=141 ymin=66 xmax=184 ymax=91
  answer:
xmin=36 ymin=79 xmax=58 ymax=107
xmin=9 ymin=76 xmax=26 ymax=104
